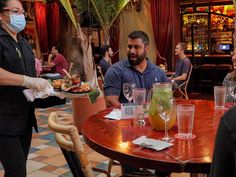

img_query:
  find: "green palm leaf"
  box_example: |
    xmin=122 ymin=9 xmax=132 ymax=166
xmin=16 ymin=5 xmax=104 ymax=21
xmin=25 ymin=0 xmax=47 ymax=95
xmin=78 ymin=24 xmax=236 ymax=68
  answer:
xmin=59 ymin=0 xmax=78 ymax=31
xmin=74 ymin=0 xmax=129 ymax=42
xmin=90 ymin=0 xmax=128 ymax=30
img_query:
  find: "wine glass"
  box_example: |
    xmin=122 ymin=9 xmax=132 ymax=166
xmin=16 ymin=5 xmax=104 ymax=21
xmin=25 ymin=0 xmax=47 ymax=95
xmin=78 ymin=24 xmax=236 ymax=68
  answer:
xmin=156 ymin=98 xmax=175 ymax=142
xmin=123 ymin=83 xmax=136 ymax=103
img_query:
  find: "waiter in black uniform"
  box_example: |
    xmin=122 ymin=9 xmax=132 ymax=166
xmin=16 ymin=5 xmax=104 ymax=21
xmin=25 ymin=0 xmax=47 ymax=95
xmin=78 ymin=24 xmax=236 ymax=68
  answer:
xmin=0 ymin=0 xmax=51 ymax=176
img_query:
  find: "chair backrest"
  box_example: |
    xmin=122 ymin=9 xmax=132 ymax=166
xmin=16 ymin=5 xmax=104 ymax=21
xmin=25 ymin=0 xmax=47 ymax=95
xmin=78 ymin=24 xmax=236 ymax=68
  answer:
xmin=185 ymin=64 xmax=193 ymax=86
xmin=96 ymin=65 xmax=104 ymax=83
xmin=156 ymin=49 xmax=168 ymax=70
xmin=48 ymin=112 xmax=95 ymax=177
xmin=55 ymin=133 xmax=85 ymax=177
xmin=178 ymin=64 xmax=193 ymax=100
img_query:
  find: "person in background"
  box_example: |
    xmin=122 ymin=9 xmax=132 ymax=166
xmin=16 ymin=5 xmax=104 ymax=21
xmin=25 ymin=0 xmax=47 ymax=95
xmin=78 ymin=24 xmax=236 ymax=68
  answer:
xmin=210 ymin=106 xmax=236 ymax=177
xmin=47 ymin=45 xmax=68 ymax=77
xmin=33 ymin=48 xmax=42 ymax=77
xmin=104 ymin=30 xmax=169 ymax=107
xmin=99 ymin=45 xmax=113 ymax=75
xmin=223 ymin=48 xmax=236 ymax=103
xmin=171 ymin=42 xmax=191 ymax=90
xmin=0 ymin=0 xmax=52 ymax=176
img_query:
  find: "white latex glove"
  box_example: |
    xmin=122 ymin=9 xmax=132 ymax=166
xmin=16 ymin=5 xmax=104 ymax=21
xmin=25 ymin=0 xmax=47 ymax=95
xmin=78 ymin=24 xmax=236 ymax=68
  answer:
xmin=22 ymin=76 xmax=52 ymax=91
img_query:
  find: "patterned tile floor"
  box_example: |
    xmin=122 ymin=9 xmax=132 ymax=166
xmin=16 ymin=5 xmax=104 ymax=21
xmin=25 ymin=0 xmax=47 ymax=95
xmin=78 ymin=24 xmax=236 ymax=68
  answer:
xmin=0 ymin=96 xmax=209 ymax=177
xmin=0 ymin=100 xmax=122 ymax=177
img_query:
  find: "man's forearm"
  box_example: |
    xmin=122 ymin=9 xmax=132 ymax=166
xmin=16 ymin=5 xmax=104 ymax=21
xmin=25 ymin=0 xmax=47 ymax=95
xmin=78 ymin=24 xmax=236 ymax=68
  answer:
xmin=172 ymin=74 xmax=187 ymax=81
xmin=105 ymin=95 xmax=121 ymax=108
xmin=47 ymin=54 xmax=54 ymax=67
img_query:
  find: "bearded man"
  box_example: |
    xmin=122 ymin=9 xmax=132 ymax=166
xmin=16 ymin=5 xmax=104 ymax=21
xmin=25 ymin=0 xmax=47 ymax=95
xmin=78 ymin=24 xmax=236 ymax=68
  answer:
xmin=104 ymin=30 xmax=169 ymax=107
xmin=99 ymin=45 xmax=113 ymax=75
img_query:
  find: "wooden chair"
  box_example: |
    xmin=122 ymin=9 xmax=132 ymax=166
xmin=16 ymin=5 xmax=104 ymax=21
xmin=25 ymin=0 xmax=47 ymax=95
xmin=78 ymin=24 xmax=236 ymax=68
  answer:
xmin=96 ymin=65 xmax=104 ymax=83
xmin=48 ymin=112 xmax=157 ymax=177
xmin=48 ymin=112 xmax=113 ymax=177
xmin=156 ymin=49 xmax=168 ymax=70
xmin=96 ymin=65 xmax=105 ymax=91
xmin=173 ymin=64 xmax=193 ymax=100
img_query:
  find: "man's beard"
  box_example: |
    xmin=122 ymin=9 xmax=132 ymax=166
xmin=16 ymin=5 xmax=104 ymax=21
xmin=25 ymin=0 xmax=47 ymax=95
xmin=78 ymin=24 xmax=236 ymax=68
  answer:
xmin=128 ymin=51 xmax=146 ymax=66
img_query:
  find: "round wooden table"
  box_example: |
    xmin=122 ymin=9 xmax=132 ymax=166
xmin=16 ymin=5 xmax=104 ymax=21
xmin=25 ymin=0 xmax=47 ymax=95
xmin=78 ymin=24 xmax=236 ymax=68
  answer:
xmin=83 ymin=99 xmax=229 ymax=174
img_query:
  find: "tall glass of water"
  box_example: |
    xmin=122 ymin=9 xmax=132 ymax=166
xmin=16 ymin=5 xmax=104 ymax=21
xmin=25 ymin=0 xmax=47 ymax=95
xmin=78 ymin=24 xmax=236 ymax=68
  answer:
xmin=123 ymin=83 xmax=136 ymax=103
xmin=132 ymin=88 xmax=146 ymax=105
xmin=132 ymin=88 xmax=146 ymax=126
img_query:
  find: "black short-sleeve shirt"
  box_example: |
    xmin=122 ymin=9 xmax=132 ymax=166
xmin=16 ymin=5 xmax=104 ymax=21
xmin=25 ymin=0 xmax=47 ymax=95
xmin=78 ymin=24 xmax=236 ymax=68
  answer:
xmin=0 ymin=27 xmax=37 ymax=135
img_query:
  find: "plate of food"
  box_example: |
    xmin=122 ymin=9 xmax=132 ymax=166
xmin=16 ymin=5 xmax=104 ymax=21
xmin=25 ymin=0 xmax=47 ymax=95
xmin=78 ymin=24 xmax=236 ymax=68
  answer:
xmin=51 ymin=74 xmax=92 ymax=94
xmin=61 ymin=82 xmax=91 ymax=94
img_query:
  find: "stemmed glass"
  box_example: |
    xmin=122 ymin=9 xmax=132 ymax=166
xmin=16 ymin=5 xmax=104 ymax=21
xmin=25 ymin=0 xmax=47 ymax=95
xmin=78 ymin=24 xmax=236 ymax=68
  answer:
xmin=156 ymin=98 xmax=175 ymax=142
xmin=123 ymin=83 xmax=136 ymax=103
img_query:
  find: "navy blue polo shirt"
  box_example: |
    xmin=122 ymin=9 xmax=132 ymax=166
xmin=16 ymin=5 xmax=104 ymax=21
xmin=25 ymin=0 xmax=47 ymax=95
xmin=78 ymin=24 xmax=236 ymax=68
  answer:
xmin=173 ymin=57 xmax=191 ymax=86
xmin=99 ymin=58 xmax=111 ymax=75
xmin=104 ymin=59 xmax=169 ymax=103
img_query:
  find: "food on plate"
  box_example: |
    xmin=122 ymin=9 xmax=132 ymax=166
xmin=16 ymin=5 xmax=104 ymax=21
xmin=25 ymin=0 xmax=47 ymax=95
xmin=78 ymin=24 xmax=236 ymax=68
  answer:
xmin=61 ymin=82 xmax=91 ymax=93
xmin=70 ymin=83 xmax=91 ymax=93
xmin=61 ymin=82 xmax=74 ymax=92
xmin=51 ymin=74 xmax=91 ymax=93
xmin=52 ymin=79 xmax=63 ymax=89
xmin=71 ymin=74 xmax=81 ymax=84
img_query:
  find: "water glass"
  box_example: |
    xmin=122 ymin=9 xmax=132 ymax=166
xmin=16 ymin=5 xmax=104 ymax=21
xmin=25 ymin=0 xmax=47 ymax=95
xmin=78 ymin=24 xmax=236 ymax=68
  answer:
xmin=214 ymin=86 xmax=226 ymax=109
xmin=123 ymin=83 xmax=136 ymax=103
xmin=175 ymin=104 xmax=196 ymax=139
xmin=132 ymin=88 xmax=146 ymax=126
xmin=132 ymin=88 xmax=146 ymax=105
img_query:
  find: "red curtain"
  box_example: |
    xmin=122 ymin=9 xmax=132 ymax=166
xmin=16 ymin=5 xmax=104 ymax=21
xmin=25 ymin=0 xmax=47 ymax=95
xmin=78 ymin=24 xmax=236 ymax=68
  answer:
xmin=151 ymin=0 xmax=180 ymax=68
xmin=46 ymin=3 xmax=60 ymax=49
xmin=34 ymin=2 xmax=48 ymax=54
xmin=109 ymin=19 xmax=120 ymax=64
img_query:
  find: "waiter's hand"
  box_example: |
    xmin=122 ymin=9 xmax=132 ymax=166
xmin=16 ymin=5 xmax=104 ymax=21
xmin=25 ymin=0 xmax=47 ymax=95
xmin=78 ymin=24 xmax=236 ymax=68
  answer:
xmin=22 ymin=76 xmax=52 ymax=91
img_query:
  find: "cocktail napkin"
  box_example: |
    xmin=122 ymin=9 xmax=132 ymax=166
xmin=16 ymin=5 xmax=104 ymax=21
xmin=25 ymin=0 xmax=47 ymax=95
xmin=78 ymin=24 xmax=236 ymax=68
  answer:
xmin=133 ymin=136 xmax=173 ymax=151
xmin=104 ymin=109 xmax=121 ymax=120
xmin=23 ymin=87 xmax=65 ymax=102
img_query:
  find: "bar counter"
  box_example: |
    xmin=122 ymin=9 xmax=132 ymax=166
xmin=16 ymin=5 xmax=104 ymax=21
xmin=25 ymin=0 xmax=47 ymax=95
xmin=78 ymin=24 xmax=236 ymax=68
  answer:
xmin=187 ymin=54 xmax=232 ymax=65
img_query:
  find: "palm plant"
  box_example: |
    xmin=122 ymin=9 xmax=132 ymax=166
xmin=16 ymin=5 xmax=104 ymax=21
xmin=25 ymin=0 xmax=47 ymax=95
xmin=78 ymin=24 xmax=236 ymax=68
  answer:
xmin=42 ymin=0 xmax=130 ymax=84
xmin=72 ymin=0 xmax=130 ymax=43
xmin=56 ymin=0 xmax=130 ymax=43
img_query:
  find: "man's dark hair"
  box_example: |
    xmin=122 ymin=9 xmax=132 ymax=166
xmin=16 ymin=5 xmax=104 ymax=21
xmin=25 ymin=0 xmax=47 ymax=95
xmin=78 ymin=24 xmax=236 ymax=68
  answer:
xmin=52 ymin=45 xmax=61 ymax=52
xmin=100 ymin=45 xmax=111 ymax=57
xmin=128 ymin=31 xmax=149 ymax=46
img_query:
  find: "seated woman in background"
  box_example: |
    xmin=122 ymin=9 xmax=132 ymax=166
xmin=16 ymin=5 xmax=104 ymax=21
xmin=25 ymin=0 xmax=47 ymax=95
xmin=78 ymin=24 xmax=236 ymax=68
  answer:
xmin=33 ymin=49 xmax=42 ymax=77
xmin=223 ymin=48 xmax=236 ymax=102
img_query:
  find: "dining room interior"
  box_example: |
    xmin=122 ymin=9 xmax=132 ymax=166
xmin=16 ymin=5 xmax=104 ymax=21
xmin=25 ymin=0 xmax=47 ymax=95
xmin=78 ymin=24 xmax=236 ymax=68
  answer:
xmin=1 ymin=0 xmax=236 ymax=176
